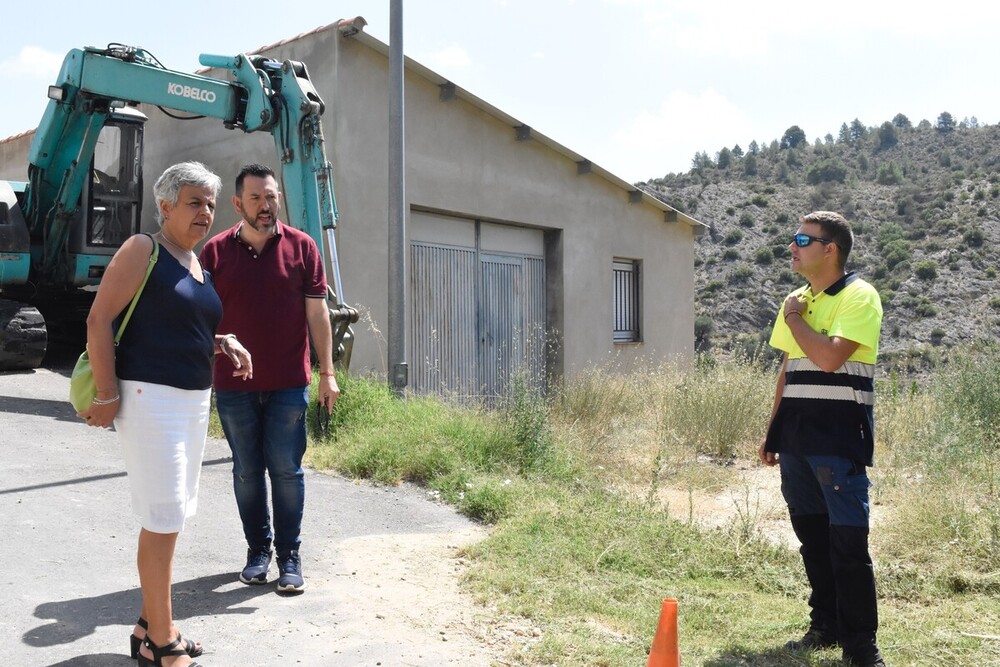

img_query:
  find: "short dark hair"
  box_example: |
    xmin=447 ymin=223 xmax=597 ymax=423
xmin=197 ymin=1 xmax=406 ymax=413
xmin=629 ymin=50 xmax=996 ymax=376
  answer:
xmin=235 ymin=163 xmax=275 ymax=196
xmin=801 ymin=210 xmax=854 ymax=268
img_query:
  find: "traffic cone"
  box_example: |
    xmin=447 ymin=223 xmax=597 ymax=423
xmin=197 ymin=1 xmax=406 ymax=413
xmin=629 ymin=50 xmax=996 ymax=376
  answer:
xmin=646 ymin=598 xmax=680 ymax=667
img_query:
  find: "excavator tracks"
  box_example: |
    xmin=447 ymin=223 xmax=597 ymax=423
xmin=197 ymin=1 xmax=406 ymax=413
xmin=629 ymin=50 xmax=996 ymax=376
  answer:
xmin=0 ymin=299 xmax=47 ymax=371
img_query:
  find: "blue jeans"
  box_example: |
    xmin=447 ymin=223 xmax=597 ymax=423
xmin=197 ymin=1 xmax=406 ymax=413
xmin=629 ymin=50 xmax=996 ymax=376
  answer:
xmin=779 ymin=453 xmax=879 ymax=652
xmin=215 ymin=386 xmax=308 ymax=556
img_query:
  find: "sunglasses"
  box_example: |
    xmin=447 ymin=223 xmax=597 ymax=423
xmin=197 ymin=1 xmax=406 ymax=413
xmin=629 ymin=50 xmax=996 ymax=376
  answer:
xmin=793 ymin=233 xmax=834 ymax=248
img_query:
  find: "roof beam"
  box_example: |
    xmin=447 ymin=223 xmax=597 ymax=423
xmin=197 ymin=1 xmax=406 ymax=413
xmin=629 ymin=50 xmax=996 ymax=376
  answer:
xmin=439 ymin=82 xmax=456 ymax=101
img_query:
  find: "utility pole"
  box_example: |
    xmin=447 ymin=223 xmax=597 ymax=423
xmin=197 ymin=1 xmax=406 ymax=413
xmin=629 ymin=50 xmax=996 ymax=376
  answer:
xmin=387 ymin=0 xmax=408 ymax=396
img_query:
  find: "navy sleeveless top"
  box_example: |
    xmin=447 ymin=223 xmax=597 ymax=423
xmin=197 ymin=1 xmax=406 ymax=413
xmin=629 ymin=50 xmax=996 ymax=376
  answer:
xmin=115 ymin=244 xmax=223 ymax=390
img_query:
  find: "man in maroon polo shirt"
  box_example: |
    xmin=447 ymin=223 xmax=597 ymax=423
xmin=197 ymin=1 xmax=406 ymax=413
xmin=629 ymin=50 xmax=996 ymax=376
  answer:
xmin=200 ymin=163 xmax=339 ymax=594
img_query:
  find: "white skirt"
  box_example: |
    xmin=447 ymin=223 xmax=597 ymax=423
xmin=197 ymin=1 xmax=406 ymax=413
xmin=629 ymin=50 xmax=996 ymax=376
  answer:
xmin=114 ymin=379 xmax=211 ymax=533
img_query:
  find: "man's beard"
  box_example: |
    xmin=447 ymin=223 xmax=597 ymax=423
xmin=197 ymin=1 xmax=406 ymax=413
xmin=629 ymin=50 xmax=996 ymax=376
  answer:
xmin=239 ymin=203 xmax=276 ymax=233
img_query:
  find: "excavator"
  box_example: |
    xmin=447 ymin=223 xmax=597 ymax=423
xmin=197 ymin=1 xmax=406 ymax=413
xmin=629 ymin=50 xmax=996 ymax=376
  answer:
xmin=0 ymin=44 xmax=357 ymax=371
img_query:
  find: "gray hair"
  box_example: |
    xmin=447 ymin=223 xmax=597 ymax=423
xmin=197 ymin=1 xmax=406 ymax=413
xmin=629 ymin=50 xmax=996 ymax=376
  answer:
xmin=152 ymin=161 xmax=223 ymax=225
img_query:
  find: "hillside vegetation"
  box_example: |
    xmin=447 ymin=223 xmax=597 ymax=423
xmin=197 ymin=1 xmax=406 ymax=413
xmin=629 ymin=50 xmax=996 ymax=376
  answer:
xmin=641 ymin=113 xmax=1000 ymax=374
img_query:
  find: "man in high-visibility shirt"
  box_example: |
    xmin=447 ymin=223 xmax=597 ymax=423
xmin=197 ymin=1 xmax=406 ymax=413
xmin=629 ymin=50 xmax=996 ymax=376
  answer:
xmin=760 ymin=211 xmax=886 ymax=667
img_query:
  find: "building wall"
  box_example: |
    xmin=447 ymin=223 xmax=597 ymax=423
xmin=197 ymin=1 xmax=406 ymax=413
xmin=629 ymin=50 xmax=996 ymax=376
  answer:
xmin=0 ymin=23 xmax=696 ymax=383
xmin=0 ymin=133 xmax=31 ymax=181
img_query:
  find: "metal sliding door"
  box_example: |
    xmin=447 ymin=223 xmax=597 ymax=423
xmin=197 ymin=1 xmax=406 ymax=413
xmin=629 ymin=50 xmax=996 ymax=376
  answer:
xmin=410 ymin=212 xmax=546 ymax=401
xmin=480 ymin=253 xmax=546 ymax=398
xmin=410 ymin=243 xmax=478 ymax=395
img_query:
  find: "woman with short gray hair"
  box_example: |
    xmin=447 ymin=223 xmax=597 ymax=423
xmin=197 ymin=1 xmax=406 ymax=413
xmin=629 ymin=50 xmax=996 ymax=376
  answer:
xmin=80 ymin=161 xmax=252 ymax=666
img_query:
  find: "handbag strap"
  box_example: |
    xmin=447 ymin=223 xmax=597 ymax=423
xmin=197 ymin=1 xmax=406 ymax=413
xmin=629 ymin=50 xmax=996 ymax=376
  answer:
xmin=113 ymin=234 xmax=160 ymax=344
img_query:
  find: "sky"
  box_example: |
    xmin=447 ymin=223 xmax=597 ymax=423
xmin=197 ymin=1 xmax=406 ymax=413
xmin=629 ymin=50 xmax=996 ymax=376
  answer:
xmin=4 ymin=0 xmax=1000 ymax=182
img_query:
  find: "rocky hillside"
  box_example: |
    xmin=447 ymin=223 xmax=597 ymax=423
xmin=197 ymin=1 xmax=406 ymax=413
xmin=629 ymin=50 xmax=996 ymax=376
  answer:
xmin=641 ymin=115 xmax=1000 ymax=375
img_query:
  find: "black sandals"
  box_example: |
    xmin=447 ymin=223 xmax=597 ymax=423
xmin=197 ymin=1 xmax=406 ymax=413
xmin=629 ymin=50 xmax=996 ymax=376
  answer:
xmin=137 ymin=633 xmax=205 ymax=667
xmin=130 ymin=618 xmax=204 ymax=661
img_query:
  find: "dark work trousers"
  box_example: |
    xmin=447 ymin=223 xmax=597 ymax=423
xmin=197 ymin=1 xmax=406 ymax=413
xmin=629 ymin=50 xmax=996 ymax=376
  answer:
xmin=780 ymin=453 xmax=880 ymax=658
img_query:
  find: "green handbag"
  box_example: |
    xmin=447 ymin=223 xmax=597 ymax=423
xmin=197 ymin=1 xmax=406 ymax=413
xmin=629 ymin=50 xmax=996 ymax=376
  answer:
xmin=70 ymin=237 xmax=159 ymax=413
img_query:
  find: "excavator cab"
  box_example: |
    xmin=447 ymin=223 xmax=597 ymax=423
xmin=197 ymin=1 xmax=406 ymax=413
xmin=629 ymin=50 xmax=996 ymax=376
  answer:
xmin=68 ymin=106 xmax=146 ymax=281
xmin=0 ymin=107 xmax=147 ymax=370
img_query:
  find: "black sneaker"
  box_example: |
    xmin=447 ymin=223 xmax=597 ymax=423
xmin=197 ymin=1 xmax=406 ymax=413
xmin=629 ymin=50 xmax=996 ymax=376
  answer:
xmin=785 ymin=627 xmax=839 ymax=651
xmin=277 ymin=550 xmax=305 ymax=594
xmin=239 ymin=546 xmax=272 ymax=585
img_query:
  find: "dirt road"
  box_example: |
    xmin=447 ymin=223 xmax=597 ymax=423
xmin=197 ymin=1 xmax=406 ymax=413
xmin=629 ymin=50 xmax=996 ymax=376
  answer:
xmin=0 ymin=366 xmax=500 ymax=666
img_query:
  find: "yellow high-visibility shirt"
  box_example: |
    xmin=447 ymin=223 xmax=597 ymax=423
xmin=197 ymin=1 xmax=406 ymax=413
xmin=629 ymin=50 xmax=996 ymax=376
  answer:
xmin=769 ymin=273 xmax=882 ymax=364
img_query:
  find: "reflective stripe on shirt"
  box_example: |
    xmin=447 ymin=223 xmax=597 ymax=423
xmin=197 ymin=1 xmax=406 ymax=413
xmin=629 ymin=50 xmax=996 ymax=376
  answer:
xmin=786 ymin=357 xmax=875 ymax=378
xmin=783 ymin=357 xmax=875 ymax=406
xmin=782 ymin=383 xmax=874 ymax=406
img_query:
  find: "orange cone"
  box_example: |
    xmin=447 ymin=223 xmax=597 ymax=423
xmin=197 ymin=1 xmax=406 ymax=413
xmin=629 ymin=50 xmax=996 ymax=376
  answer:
xmin=646 ymin=598 xmax=680 ymax=667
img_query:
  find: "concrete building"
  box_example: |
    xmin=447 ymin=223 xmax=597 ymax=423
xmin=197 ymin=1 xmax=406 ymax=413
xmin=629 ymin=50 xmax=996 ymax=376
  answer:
xmin=1 ymin=18 xmax=704 ymax=399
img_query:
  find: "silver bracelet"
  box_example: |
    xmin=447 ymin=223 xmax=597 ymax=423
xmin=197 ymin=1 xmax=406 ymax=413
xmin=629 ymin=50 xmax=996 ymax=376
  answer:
xmin=92 ymin=394 xmax=120 ymax=406
xmin=220 ymin=334 xmax=237 ymax=351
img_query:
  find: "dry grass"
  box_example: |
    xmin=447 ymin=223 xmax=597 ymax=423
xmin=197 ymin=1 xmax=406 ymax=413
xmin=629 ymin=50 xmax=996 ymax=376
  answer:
xmin=552 ymin=355 xmax=773 ymax=496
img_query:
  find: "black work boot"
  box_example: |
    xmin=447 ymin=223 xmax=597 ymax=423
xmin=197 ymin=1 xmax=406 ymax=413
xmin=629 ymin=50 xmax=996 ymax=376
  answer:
xmin=842 ymin=646 xmax=886 ymax=666
xmin=785 ymin=626 xmax=839 ymax=651
xmin=840 ymin=627 xmax=884 ymax=666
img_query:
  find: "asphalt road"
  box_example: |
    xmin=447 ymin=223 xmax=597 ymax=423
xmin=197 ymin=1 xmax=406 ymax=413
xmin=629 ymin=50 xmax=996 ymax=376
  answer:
xmin=0 ymin=363 xmax=492 ymax=666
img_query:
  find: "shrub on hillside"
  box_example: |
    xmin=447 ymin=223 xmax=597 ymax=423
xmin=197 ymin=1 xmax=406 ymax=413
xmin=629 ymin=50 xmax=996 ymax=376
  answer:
xmin=883 ymin=239 xmax=912 ymax=269
xmin=806 ymin=158 xmax=849 ymax=184
xmin=877 ymin=162 xmax=905 ymax=185
xmin=695 ymin=315 xmax=714 ymax=351
xmin=963 ymin=228 xmax=984 ymax=247
xmin=754 ymin=248 xmax=774 ymax=265
xmin=728 ymin=264 xmax=754 ymax=284
xmin=914 ymin=260 xmax=938 ymax=281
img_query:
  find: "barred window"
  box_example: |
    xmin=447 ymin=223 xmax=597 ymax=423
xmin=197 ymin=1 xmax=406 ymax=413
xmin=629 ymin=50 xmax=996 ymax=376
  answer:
xmin=613 ymin=259 xmax=641 ymax=343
